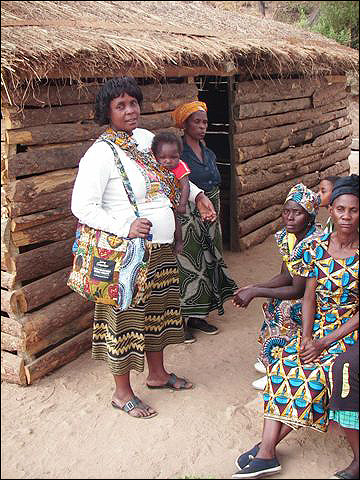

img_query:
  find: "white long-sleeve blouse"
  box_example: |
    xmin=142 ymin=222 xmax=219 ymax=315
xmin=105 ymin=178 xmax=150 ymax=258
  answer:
xmin=71 ymin=128 xmax=202 ymax=243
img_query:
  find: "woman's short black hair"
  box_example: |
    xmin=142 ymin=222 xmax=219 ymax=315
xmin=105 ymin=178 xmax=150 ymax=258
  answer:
xmin=151 ymin=132 xmax=183 ymax=156
xmin=94 ymin=77 xmax=143 ymax=125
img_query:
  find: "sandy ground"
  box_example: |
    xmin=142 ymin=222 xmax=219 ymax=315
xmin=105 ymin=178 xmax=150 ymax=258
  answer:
xmin=1 ymin=155 xmax=358 ymax=480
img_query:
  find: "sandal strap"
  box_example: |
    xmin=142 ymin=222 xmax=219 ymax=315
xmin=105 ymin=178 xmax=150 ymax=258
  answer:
xmin=168 ymin=373 xmax=178 ymax=386
xmin=122 ymin=396 xmax=141 ymax=413
xmin=168 ymin=373 xmax=187 ymax=389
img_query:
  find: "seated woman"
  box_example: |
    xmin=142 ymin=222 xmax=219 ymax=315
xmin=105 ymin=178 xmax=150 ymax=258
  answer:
xmin=328 ymin=341 xmax=359 ymax=480
xmin=233 ymin=183 xmax=323 ymax=390
xmin=232 ymin=174 xmax=359 ymax=479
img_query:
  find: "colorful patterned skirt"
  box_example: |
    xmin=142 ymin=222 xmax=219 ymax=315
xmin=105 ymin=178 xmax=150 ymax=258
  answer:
xmin=176 ymin=187 xmax=237 ymax=318
xmin=92 ymin=243 xmax=184 ymax=375
xmin=264 ymin=328 xmax=358 ymax=433
xmin=258 ymin=298 xmax=302 ymax=367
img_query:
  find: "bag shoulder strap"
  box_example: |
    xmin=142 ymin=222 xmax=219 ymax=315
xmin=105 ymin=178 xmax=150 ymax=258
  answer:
xmin=100 ymin=138 xmax=140 ymax=218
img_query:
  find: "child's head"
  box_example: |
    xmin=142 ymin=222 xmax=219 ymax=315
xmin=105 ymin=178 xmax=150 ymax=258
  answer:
xmin=151 ymin=132 xmax=183 ymax=170
xmin=319 ymin=176 xmax=340 ymax=207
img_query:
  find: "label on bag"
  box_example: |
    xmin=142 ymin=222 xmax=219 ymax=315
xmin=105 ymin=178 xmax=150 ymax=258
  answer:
xmin=90 ymin=257 xmax=115 ymax=282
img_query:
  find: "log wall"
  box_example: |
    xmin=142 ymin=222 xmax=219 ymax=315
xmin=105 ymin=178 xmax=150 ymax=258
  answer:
xmin=232 ymin=75 xmax=352 ymax=250
xmin=1 ymin=78 xmax=198 ymax=384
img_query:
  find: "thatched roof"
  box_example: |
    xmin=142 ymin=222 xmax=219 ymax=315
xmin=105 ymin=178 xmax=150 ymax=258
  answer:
xmin=1 ymin=0 xmax=359 ymax=89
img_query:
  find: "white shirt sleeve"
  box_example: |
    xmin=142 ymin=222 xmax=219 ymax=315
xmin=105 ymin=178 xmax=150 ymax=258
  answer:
xmin=188 ymin=181 xmax=203 ymax=203
xmin=71 ymin=142 xmax=136 ymax=237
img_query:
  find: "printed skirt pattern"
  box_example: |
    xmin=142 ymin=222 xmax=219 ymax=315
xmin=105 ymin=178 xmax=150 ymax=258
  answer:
xmin=264 ymin=235 xmax=358 ymax=433
xmin=92 ymin=243 xmax=184 ymax=375
xmin=176 ymin=187 xmax=237 ymax=318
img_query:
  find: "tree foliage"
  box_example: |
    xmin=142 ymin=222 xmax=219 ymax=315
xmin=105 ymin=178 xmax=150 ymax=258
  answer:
xmin=299 ymin=1 xmax=359 ymax=49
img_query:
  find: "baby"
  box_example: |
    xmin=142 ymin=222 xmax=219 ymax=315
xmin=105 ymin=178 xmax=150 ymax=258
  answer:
xmin=151 ymin=132 xmax=191 ymax=254
xmin=151 ymin=132 xmax=190 ymax=214
xmin=318 ymin=175 xmax=340 ymax=233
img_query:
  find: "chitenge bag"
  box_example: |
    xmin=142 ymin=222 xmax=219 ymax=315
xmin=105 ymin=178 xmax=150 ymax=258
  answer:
xmin=67 ymin=139 xmax=152 ymax=310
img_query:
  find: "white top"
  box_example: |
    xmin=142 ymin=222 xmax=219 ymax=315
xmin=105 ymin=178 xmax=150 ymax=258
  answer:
xmin=71 ymin=128 xmax=202 ymax=243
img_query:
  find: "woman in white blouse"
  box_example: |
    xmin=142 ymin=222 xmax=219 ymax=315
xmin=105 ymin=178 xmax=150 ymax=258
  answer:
xmin=71 ymin=77 xmax=216 ymax=419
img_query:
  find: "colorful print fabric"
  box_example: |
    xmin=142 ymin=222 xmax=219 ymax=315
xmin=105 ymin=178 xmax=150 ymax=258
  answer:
xmin=285 ymin=183 xmax=321 ymax=222
xmin=264 ymin=233 xmax=359 ymax=432
xmin=172 ymin=101 xmax=208 ymax=128
xmin=99 ymin=128 xmax=180 ymax=208
xmin=258 ymin=225 xmax=323 ymax=366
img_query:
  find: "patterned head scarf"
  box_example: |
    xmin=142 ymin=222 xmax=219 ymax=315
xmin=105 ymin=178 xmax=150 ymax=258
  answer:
xmin=330 ymin=174 xmax=359 ymax=205
xmin=172 ymin=101 xmax=208 ymax=128
xmin=285 ymin=183 xmax=321 ymax=222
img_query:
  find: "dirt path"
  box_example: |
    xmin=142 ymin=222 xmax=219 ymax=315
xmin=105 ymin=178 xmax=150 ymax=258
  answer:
xmin=1 ymin=155 xmax=358 ymax=480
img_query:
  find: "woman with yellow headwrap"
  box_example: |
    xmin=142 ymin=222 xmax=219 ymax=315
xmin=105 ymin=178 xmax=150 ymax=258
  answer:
xmin=172 ymin=101 xmax=238 ymax=343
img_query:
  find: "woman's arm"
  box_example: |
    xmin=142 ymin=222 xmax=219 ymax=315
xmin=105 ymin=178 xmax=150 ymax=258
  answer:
xmin=320 ymin=311 xmax=359 ymax=348
xmin=233 ymin=262 xmax=305 ymax=308
xmin=176 ymin=176 xmax=190 ymax=214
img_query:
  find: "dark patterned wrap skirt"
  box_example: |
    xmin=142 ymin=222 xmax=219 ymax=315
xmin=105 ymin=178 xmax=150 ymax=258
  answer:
xmin=92 ymin=243 xmax=184 ymax=375
xmin=176 ymin=187 xmax=237 ymax=318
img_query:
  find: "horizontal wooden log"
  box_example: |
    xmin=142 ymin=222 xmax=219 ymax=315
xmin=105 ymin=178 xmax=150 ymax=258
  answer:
xmin=6 ymin=111 xmax=173 ymax=146
xmin=7 ymin=189 xmax=73 ymax=217
xmin=235 ymin=97 xmax=312 ymax=120
xmin=22 ymin=292 xmax=93 ymax=345
xmin=13 ymin=266 xmax=72 ymax=313
xmin=24 ymin=327 xmax=92 ymax=384
xmin=2 ymin=81 xmax=198 ymax=108
xmin=24 ymin=309 xmax=94 ymax=356
xmin=237 ymin=147 xmax=351 ymax=196
xmin=312 ymin=124 xmax=353 ymax=147
xmin=234 ymin=99 xmax=349 ymax=133
xmin=1 ymin=331 xmax=24 ymax=352
xmin=11 ymin=215 xmax=78 ymax=247
xmin=1 ymin=83 xmax=101 ymax=107
xmin=234 ymin=108 xmax=348 ymax=147
xmin=4 ymin=169 xmax=77 ymax=202
xmin=235 ymin=119 xmax=351 ymax=163
xmin=3 ymin=104 xmax=95 ymax=130
xmin=1 ymin=315 xmax=23 ymax=337
xmin=236 ymin=137 xmax=352 ymax=176
xmin=11 ymin=206 xmax=72 ymax=232
xmin=1 ymin=218 xmax=11 ymax=254
xmin=239 ymin=217 xmax=284 ymax=250
xmin=1 ymin=288 xmax=16 ymax=315
xmin=141 ymin=94 xmax=197 ymax=114
xmin=8 ymin=237 xmax=74 ymax=282
xmin=238 ymin=204 xmax=283 ymax=237
xmin=320 ymin=158 xmax=350 ymax=179
xmin=234 ymin=76 xmax=345 ymax=104
xmin=312 ymin=85 xmax=349 ymax=108
xmin=1 ymin=270 xmax=17 ymax=289
xmin=7 ymin=141 xmax=92 ymax=178
xmin=6 ymin=122 xmax=105 ymax=146
xmin=237 ymin=172 xmax=319 ymax=220
xmin=1 ymin=350 xmax=26 ymax=385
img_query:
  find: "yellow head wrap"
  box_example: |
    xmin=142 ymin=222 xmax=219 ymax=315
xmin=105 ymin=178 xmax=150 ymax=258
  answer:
xmin=172 ymin=101 xmax=208 ymax=128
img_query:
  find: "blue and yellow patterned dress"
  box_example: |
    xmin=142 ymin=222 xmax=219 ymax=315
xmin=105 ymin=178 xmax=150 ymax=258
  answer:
xmin=258 ymin=225 xmax=323 ymax=366
xmin=264 ymin=232 xmax=358 ymax=432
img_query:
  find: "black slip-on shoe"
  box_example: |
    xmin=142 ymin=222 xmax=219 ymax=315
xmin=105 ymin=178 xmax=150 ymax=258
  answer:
xmin=187 ymin=317 xmax=219 ymax=335
xmin=232 ymin=457 xmax=281 ymax=479
xmin=235 ymin=443 xmax=261 ymax=470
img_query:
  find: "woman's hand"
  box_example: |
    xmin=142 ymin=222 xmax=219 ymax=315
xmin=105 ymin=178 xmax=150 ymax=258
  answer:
xmin=195 ymin=192 xmax=217 ymax=222
xmin=128 ymin=218 xmax=152 ymax=239
xmin=299 ymin=337 xmax=325 ymax=363
xmin=232 ymin=287 xmax=257 ymax=308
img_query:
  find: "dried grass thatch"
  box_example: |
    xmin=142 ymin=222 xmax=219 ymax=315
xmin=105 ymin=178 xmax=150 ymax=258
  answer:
xmin=1 ymin=0 xmax=359 ymax=90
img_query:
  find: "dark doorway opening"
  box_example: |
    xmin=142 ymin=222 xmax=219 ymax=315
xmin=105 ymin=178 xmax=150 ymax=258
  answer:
xmin=195 ymin=76 xmax=232 ymax=248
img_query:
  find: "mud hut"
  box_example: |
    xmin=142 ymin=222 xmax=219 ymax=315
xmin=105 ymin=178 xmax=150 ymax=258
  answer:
xmin=1 ymin=1 xmax=358 ymax=385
